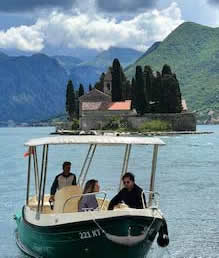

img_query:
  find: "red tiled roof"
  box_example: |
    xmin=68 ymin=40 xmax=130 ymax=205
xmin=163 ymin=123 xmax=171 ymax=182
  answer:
xmin=82 ymin=100 xmax=132 ymax=111
xmin=107 ymin=100 xmax=131 ymax=110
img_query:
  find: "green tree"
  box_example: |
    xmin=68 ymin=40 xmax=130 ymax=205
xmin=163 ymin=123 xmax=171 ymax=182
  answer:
xmin=89 ymin=84 xmax=92 ymax=91
xmin=162 ymin=64 xmax=172 ymax=77
xmin=151 ymin=71 xmax=162 ymax=113
xmin=65 ymin=80 xmax=76 ymax=120
xmin=75 ymin=90 xmax=79 ymax=119
xmin=131 ymin=77 xmax=136 ymax=109
xmin=173 ymin=73 xmax=183 ymax=112
xmin=78 ymin=83 xmax=84 ymax=97
xmin=95 ymin=73 xmax=105 ymax=92
xmin=161 ymin=73 xmax=182 ymax=113
xmin=135 ymin=66 xmax=149 ymax=115
xmin=144 ymin=65 xmax=153 ymax=103
xmin=112 ymin=58 xmax=122 ymax=101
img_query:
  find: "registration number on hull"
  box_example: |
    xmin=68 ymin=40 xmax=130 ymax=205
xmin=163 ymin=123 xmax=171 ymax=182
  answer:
xmin=79 ymin=229 xmax=102 ymax=239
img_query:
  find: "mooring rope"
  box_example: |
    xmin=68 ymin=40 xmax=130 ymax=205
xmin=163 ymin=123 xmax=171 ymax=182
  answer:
xmin=88 ymin=210 xmax=157 ymax=246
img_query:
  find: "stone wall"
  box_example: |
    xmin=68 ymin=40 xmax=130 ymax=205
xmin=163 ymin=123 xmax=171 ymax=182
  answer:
xmin=127 ymin=112 xmax=196 ymax=131
xmin=80 ymin=110 xmax=136 ymax=130
xmin=80 ymin=112 xmax=196 ymax=131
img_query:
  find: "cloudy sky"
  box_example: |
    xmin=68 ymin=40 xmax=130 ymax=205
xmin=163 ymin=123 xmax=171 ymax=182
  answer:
xmin=0 ymin=0 xmax=219 ymax=56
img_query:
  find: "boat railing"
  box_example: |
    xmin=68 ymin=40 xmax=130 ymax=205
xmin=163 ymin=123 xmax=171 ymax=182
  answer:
xmin=141 ymin=191 xmax=160 ymax=209
xmin=62 ymin=191 xmax=107 ymax=213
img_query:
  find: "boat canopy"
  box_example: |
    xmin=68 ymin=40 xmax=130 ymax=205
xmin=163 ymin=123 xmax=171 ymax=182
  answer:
xmin=24 ymin=136 xmax=165 ymax=147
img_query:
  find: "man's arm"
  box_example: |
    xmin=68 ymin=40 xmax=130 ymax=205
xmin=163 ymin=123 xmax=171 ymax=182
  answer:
xmin=72 ymin=174 xmax=77 ymax=185
xmin=108 ymin=192 xmax=122 ymax=210
xmin=50 ymin=176 xmax=59 ymax=200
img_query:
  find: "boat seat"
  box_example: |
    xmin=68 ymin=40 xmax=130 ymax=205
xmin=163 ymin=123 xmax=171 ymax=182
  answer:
xmin=54 ymin=185 xmax=83 ymax=213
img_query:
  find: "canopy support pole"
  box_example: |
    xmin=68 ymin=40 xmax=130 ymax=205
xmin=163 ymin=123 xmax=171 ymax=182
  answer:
xmin=36 ymin=145 xmax=46 ymax=219
xmin=26 ymin=147 xmax=32 ymax=206
xmin=149 ymin=145 xmax=159 ymax=207
xmin=81 ymin=144 xmax=97 ymax=187
xmin=77 ymin=144 xmax=93 ymax=185
xmin=41 ymin=144 xmax=49 ymax=211
xmin=33 ymin=146 xmax=39 ymax=199
xmin=119 ymin=144 xmax=131 ymax=190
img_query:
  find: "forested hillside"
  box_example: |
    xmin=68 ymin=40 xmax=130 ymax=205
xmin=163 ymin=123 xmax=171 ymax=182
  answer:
xmin=0 ymin=53 xmax=68 ymax=122
xmin=125 ymin=22 xmax=219 ymax=121
xmin=0 ymin=47 xmax=142 ymax=122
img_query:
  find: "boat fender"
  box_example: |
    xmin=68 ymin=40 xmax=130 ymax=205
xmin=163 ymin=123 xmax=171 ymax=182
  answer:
xmin=157 ymin=218 xmax=169 ymax=247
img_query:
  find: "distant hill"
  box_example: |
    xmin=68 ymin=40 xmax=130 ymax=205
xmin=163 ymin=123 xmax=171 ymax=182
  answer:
xmin=60 ymin=47 xmax=144 ymax=89
xmin=0 ymin=47 xmax=143 ymax=122
xmin=125 ymin=22 xmax=219 ymax=121
xmin=0 ymin=53 xmax=68 ymax=122
xmin=86 ymin=47 xmax=143 ymax=69
xmin=54 ymin=56 xmax=82 ymax=73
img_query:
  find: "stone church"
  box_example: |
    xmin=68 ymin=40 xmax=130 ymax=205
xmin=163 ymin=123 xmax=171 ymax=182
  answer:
xmin=79 ymin=70 xmax=135 ymax=130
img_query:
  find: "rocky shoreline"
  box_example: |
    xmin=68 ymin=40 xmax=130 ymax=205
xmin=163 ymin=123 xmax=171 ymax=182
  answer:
xmin=51 ymin=129 xmax=213 ymax=136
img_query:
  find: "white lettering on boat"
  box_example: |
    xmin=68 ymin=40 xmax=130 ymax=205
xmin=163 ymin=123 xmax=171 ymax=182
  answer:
xmin=79 ymin=229 xmax=102 ymax=239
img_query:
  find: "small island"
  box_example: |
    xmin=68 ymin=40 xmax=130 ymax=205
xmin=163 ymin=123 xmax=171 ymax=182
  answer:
xmin=56 ymin=59 xmax=196 ymax=135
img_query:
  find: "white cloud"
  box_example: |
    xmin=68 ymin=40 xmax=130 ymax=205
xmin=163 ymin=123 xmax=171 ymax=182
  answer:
xmin=0 ymin=25 xmax=44 ymax=51
xmin=0 ymin=2 xmax=184 ymax=52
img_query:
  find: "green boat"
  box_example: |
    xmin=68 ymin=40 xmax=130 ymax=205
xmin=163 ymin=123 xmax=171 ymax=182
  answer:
xmin=14 ymin=136 xmax=169 ymax=258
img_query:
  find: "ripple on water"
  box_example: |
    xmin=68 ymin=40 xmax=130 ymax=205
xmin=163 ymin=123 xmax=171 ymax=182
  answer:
xmin=1 ymin=126 xmax=219 ymax=258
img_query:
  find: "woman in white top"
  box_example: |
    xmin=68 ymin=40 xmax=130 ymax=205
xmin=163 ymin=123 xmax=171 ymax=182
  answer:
xmin=78 ymin=179 xmax=100 ymax=212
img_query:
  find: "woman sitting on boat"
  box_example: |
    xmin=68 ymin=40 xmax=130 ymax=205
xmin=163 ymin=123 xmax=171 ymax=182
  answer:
xmin=78 ymin=179 xmax=100 ymax=212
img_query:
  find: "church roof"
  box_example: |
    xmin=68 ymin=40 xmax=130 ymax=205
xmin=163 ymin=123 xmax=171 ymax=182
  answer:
xmin=79 ymin=88 xmax=111 ymax=102
xmin=82 ymin=100 xmax=132 ymax=111
xmin=108 ymin=100 xmax=131 ymax=110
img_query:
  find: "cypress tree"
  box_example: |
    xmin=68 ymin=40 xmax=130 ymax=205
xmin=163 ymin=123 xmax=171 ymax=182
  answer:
xmin=131 ymin=77 xmax=136 ymax=109
xmin=162 ymin=64 xmax=172 ymax=77
xmin=78 ymin=83 xmax=85 ymax=97
xmin=161 ymin=65 xmax=183 ymax=113
xmin=173 ymin=74 xmax=183 ymax=113
xmin=95 ymin=73 xmax=105 ymax=92
xmin=135 ymin=66 xmax=148 ymax=115
xmin=162 ymin=73 xmax=182 ymax=113
xmin=75 ymin=90 xmax=79 ymax=119
xmin=89 ymin=84 xmax=92 ymax=91
xmin=66 ymin=80 xmax=76 ymax=120
xmin=112 ymin=58 xmax=122 ymax=101
xmin=153 ymin=71 xmax=163 ymax=112
xmin=143 ymin=65 xmax=153 ymax=103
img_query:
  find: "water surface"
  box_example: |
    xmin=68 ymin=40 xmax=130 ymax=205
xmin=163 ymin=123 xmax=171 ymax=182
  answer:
xmin=0 ymin=125 xmax=218 ymax=258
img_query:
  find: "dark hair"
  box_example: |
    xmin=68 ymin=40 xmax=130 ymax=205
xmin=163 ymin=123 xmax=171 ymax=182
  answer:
xmin=83 ymin=179 xmax=98 ymax=194
xmin=62 ymin=161 xmax=71 ymax=169
xmin=122 ymin=172 xmax=135 ymax=182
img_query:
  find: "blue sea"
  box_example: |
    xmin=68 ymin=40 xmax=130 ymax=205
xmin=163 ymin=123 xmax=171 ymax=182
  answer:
xmin=0 ymin=125 xmax=219 ymax=258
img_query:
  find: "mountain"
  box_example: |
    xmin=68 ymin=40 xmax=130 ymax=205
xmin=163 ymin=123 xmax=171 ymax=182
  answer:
xmin=0 ymin=47 xmax=143 ymax=122
xmin=0 ymin=53 xmax=68 ymax=122
xmin=54 ymin=56 xmax=82 ymax=73
xmin=125 ymin=22 xmax=219 ymax=121
xmin=66 ymin=47 xmax=143 ymax=88
xmin=86 ymin=47 xmax=143 ymax=69
xmin=141 ymin=41 xmax=161 ymax=58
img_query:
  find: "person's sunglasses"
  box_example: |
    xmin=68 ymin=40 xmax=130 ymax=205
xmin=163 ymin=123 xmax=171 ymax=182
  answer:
xmin=123 ymin=181 xmax=130 ymax=184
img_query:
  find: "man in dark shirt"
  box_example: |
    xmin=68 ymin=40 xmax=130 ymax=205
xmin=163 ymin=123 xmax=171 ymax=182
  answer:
xmin=108 ymin=172 xmax=146 ymax=210
xmin=49 ymin=161 xmax=76 ymax=202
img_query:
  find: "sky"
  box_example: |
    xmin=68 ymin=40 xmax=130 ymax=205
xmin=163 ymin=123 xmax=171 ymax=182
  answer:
xmin=0 ymin=0 xmax=219 ymax=56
